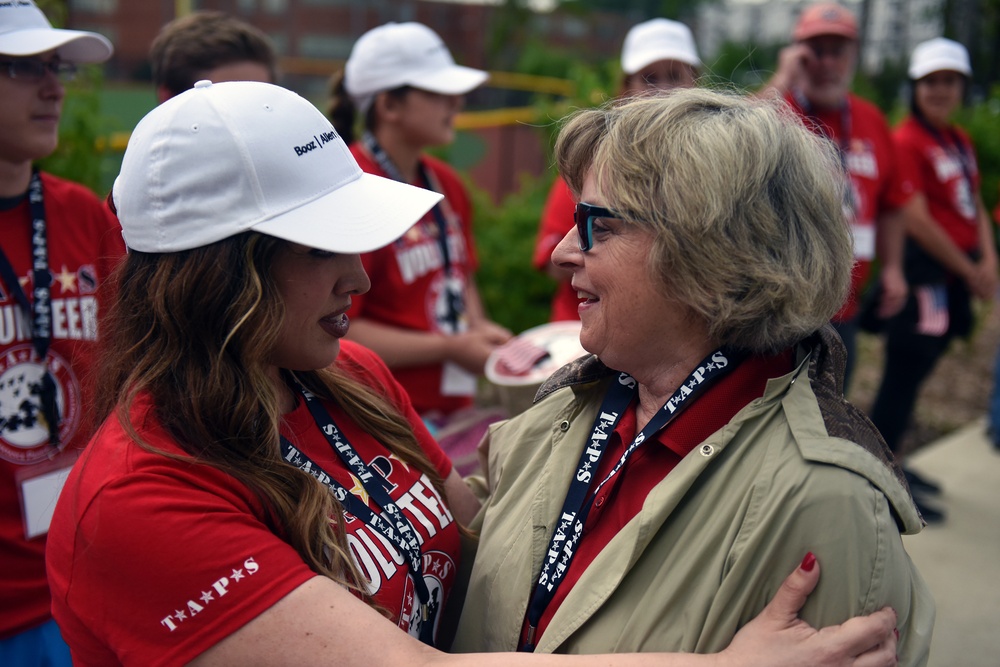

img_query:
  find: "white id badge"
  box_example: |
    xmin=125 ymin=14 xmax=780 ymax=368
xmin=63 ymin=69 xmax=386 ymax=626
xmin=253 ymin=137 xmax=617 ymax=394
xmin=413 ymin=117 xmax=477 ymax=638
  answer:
xmin=17 ymin=452 xmax=78 ymax=539
xmin=851 ymin=224 xmax=876 ymax=261
xmin=440 ymin=361 xmax=477 ymax=397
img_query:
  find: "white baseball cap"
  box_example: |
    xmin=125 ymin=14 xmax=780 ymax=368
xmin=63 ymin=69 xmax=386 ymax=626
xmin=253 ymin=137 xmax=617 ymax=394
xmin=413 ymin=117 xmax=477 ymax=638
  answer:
xmin=113 ymin=80 xmax=442 ymax=254
xmin=343 ymin=22 xmax=488 ymax=110
xmin=620 ymin=18 xmax=700 ymax=75
xmin=0 ymin=0 xmax=112 ymax=62
xmin=908 ymin=37 xmax=972 ymax=80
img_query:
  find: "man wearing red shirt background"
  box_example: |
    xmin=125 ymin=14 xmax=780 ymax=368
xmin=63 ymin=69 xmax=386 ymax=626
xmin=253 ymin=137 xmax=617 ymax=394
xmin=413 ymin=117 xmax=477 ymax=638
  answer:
xmin=764 ymin=2 xmax=911 ymax=388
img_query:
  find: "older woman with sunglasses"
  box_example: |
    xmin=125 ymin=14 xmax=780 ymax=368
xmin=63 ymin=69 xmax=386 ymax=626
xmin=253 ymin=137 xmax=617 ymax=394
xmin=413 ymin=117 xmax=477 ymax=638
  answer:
xmin=453 ymin=89 xmax=934 ymax=665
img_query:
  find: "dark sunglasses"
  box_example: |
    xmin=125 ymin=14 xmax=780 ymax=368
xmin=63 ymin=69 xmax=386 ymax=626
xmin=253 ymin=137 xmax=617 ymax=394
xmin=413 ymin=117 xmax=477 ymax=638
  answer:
xmin=0 ymin=57 xmax=77 ymax=83
xmin=574 ymin=202 xmax=620 ymax=252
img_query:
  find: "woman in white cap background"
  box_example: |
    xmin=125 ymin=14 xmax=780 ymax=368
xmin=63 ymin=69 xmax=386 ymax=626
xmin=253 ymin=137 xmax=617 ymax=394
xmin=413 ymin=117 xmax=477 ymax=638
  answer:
xmin=868 ymin=37 xmax=998 ymax=523
xmin=327 ymin=22 xmax=512 ymax=447
xmin=533 ymin=18 xmax=701 ymax=323
xmin=41 ymin=79 xmax=901 ymax=667
xmin=0 ymin=2 xmax=120 ymax=665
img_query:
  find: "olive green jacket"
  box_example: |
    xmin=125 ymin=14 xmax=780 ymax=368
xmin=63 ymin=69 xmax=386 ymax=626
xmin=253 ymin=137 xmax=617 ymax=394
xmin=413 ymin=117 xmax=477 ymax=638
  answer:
xmin=452 ymin=326 xmax=933 ymax=665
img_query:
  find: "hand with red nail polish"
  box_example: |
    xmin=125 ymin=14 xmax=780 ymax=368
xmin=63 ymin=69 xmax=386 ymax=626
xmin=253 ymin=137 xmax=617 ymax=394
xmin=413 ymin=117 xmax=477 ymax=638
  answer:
xmin=719 ymin=553 xmax=898 ymax=667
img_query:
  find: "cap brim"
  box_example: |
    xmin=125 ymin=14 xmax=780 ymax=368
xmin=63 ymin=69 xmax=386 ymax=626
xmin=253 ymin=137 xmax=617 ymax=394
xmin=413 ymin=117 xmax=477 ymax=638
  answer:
xmin=794 ymin=25 xmax=858 ymax=42
xmin=909 ymin=60 xmax=972 ymax=80
xmin=252 ymin=172 xmax=443 ymax=254
xmin=408 ymin=65 xmax=489 ymax=95
xmin=622 ymin=49 xmax=701 ymax=75
xmin=0 ymin=29 xmax=113 ymax=62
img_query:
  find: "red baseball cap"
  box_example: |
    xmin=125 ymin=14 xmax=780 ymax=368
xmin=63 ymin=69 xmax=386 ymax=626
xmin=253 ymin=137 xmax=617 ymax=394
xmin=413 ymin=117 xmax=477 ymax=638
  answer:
xmin=793 ymin=3 xmax=859 ymax=41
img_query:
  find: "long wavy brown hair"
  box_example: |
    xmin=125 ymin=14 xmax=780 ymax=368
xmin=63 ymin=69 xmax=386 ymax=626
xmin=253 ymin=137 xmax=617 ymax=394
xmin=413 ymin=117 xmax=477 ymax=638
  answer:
xmin=92 ymin=232 xmax=446 ymax=604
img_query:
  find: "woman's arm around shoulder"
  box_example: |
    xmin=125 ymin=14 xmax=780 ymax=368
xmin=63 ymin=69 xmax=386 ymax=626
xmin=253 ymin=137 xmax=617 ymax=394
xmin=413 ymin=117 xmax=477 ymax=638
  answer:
xmin=189 ymin=558 xmax=897 ymax=667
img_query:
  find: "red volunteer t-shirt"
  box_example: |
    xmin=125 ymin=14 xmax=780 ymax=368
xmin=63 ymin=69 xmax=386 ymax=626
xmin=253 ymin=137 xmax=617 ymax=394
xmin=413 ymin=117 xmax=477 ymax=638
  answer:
xmin=785 ymin=93 xmax=915 ymax=321
xmin=349 ymin=145 xmax=479 ymax=416
xmin=0 ymin=172 xmax=125 ymax=639
xmin=533 ymin=176 xmax=580 ymax=322
xmin=894 ymin=116 xmax=982 ymax=253
xmin=46 ymin=341 xmax=459 ymax=666
xmin=525 ymin=350 xmax=795 ymax=643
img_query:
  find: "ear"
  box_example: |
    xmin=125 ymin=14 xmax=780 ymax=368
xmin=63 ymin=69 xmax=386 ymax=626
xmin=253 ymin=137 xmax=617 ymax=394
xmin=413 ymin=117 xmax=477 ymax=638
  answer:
xmin=373 ymin=90 xmax=406 ymax=123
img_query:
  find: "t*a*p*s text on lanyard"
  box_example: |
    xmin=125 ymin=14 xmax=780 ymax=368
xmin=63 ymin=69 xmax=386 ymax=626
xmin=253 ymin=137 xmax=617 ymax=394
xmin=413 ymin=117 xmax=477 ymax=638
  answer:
xmin=278 ymin=379 xmax=438 ymax=646
xmin=519 ymin=346 xmax=746 ymax=652
xmin=0 ymin=168 xmax=62 ymax=450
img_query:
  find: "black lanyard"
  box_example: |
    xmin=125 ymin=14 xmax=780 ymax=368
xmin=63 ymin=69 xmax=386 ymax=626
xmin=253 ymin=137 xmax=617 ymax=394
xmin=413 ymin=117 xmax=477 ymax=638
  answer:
xmin=520 ymin=348 xmax=744 ymax=651
xmin=360 ymin=131 xmax=462 ymax=331
xmin=795 ymin=92 xmax=856 ymax=213
xmin=0 ymin=169 xmax=61 ymax=448
xmin=277 ymin=380 xmax=437 ymax=645
xmin=914 ymin=114 xmax=977 ymax=217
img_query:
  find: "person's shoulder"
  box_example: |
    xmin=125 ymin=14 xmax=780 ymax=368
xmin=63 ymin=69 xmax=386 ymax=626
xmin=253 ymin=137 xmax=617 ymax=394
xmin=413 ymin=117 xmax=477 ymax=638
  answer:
xmin=420 ymin=153 xmax=463 ymax=185
xmin=336 ymin=339 xmax=393 ymax=382
xmin=847 ymin=94 xmax=892 ymax=126
xmin=39 ymin=171 xmax=105 ymax=206
xmin=349 ymin=142 xmax=379 ymax=174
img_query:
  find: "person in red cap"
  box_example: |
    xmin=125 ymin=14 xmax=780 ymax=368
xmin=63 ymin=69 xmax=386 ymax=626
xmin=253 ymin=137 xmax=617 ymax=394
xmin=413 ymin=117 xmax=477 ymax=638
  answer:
xmin=764 ymin=2 xmax=913 ymax=389
xmin=0 ymin=1 xmax=124 ymax=664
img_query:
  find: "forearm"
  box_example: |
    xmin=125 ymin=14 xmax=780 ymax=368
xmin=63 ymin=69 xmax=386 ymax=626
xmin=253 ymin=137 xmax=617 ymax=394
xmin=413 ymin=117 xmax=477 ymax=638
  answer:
xmin=347 ymin=318 xmax=450 ymax=368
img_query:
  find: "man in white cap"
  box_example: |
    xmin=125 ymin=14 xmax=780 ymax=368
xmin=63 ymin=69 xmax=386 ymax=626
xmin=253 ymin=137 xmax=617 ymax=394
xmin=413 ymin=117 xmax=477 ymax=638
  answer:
xmin=0 ymin=2 xmax=122 ymax=663
xmin=534 ymin=17 xmax=701 ymax=323
xmin=764 ymin=2 xmax=913 ymax=390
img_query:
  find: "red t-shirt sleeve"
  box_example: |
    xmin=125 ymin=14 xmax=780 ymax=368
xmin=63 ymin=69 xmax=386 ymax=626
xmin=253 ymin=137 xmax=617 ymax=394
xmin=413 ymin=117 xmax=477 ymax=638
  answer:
xmin=59 ymin=460 xmax=317 ymax=667
xmin=336 ymin=340 xmax=453 ymax=479
xmin=877 ymin=118 xmax=916 ymax=212
xmin=533 ymin=177 xmax=576 ymax=270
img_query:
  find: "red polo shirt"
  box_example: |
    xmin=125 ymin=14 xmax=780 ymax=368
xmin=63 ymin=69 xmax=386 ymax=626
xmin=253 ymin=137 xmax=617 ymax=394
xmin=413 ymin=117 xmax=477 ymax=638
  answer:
xmin=526 ymin=349 xmax=795 ymax=643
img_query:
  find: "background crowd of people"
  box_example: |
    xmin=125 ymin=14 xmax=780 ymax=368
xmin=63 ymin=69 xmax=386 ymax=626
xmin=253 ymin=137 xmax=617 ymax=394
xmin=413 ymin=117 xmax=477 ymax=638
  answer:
xmin=2 ymin=0 xmax=997 ymax=665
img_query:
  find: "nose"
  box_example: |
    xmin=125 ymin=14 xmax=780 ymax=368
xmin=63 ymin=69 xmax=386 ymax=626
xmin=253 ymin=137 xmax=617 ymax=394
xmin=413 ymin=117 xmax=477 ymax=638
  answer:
xmin=339 ymin=254 xmax=371 ymax=296
xmin=39 ymin=68 xmax=65 ymax=100
xmin=551 ymin=227 xmax=584 ymax=272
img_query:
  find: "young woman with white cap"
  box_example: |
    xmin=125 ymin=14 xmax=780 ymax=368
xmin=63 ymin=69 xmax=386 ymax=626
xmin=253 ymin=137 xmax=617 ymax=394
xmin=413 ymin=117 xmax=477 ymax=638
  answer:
xmin=533 ymin=18 xmax=701 ymax=322
xmin=327 ymin=22 xmax=511 ymax=432
xmin=869 ymin=37 xmax=998 ymax=522
xmin=42 ymin=80 xmax=900 ymax=667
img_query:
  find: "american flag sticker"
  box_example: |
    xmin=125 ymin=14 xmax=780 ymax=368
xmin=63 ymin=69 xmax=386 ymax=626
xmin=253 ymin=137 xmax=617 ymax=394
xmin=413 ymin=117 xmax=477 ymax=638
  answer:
xmin=915 ymin=285 xmax=949 ymax=337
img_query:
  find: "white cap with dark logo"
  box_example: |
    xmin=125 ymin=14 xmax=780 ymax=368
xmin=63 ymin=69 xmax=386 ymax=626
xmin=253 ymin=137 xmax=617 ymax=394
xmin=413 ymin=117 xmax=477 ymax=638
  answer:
xmin=620 ymin=18 xmax=700 ymax=75
xmin=908 ymin=37 xmax=972 ymax=80
xmin=0 ymin=0 xmax=112 ymax=62
xmin=114 ymin=80 xmax=442 ymax=254
xmin=344 ymin=22 xmax=488 ymax=111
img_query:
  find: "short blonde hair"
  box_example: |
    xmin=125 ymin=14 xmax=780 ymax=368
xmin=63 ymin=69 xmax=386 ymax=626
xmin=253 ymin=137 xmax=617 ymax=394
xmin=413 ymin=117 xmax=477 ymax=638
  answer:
xmin=555 ymin=88 xmax=853 ymax=354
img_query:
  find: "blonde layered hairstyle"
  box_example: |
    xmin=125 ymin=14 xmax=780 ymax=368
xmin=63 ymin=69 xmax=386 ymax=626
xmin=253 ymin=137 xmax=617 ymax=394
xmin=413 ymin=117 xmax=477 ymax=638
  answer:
xmin=92 ymin=232 xmax=445 ymax=606
xmin=555 ymin=88 xmax=854 ymax=354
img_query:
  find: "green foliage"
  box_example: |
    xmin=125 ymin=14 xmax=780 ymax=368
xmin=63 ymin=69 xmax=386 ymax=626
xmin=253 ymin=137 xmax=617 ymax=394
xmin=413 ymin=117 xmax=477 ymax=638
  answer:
xmin=704 ymin=40 xmax=781 ymax=92
xmin=956 ymin=84 xmax=1000 ymax=216
xmin=468 ymin=173 xmax=560 ymax=334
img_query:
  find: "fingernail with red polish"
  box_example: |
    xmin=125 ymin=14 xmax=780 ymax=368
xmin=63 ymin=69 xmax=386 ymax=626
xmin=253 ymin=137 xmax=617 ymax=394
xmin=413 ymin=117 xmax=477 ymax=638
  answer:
xmin=894 ymin=628 xmax=899 ymax=640
xmin=800 ymin=552 xmax=816 ymax=572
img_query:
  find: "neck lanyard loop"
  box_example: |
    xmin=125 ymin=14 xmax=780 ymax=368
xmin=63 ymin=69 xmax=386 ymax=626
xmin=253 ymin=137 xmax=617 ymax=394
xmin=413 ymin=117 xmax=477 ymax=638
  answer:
xmin=914 ymin=114 xmax=976 ymax=209
xmin=277 ymin=380 xmax=437 ymax=645
xmin=519 ymin=348 xmax=744 ymax=651
xmin=360 ymin=131 xmax=462 ymax=331
xmin=794 ymin=93 xmax=856 ymax=214
xmin=0 ymin=169 xmax=60 ymax=448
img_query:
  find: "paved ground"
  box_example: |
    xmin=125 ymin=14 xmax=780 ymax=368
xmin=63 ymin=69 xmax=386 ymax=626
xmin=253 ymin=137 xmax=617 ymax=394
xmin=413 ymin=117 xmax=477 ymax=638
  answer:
xmin=901 ymin=418 xmax=1000 ymax=667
